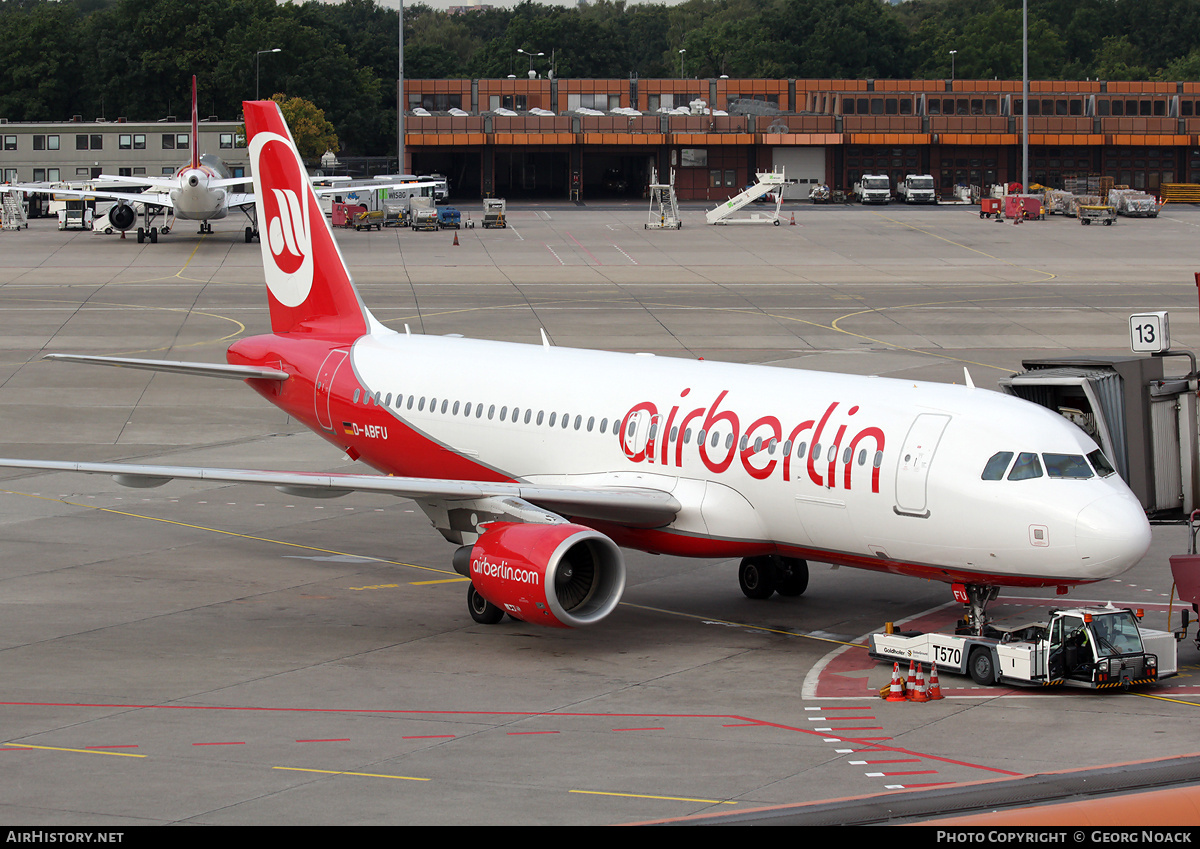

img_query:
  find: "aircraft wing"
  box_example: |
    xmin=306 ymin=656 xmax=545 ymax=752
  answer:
xmin=0 ymin=183 xmax=174 ymax=209
xmin=0 ymin=459 xmax=681 ymax=528
xmin=310 ymin=180 xmax=438 ymax=197
xmin=95 ymin=174 xmax=176 ymax=189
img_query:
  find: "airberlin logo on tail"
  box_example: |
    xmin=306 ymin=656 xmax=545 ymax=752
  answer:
xmin=249 ymin=131 xmax=314 ymax=308
xmin=267 ymin=187 xmax=306 ymax=273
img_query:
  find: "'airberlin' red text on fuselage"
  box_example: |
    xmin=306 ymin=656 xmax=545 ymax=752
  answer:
xmin=619 ymin=389 xmax=886 ymax=493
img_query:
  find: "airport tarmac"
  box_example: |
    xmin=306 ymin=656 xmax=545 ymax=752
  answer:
xmin=0 ymin=200 xmax=1198 ymax=825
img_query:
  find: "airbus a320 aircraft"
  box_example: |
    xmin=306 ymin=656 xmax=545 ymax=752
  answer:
xmin=0 ymin=99 xmax=1153 ymax=635
xmin=1 ymin=78 xmax=433 ymax=245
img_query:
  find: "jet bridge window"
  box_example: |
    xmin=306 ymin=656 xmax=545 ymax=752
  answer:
xmin=1007 ymin=452 xmax=1043 ymax=481
xmin=1043 ymin=453 xmax=1093 ymax=479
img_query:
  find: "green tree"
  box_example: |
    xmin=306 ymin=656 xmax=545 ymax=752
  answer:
xmin=271 ymin=93 xmax=339 ymax=162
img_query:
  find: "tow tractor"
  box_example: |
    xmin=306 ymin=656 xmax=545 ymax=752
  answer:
xmin=868 ymin=583 xmax=1178 ymax=690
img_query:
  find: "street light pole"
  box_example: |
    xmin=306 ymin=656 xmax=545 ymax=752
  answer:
xmin=949 ymin=49 xmax=957 ymax=83
xmin=256 ymin=48 xmax=281 ymax=100
xmin=398 ymin=0 xmax=405 ymax=176
xmin=679 ymin=48 xmax=686 ymax=80
xmin=517 ymin=48 xmax=544 ymax=79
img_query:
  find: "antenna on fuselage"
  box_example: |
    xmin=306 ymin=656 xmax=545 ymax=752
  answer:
xmin=540 ymin=328 xmax=553 ymax=349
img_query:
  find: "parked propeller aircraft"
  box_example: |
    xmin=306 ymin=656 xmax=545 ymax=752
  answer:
xmin=0 ymin=99 xmax=1153 ymax=633
xmin=0 ymin=78 xmax=432 ymax=244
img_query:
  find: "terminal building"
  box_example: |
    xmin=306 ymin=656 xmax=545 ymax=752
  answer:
xmin=3 ymin=77 xmax=1199 ymax=202
xmin=0 ymin=116 xmax=246 ymax=185
xmin=402 ymin=77 xmax=1200 ymax=202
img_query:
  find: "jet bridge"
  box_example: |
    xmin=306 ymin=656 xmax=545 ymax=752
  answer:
xmin=705 ymin=170 xmax=793 ymax=226
xmin=1000 ymin=355 xmax=1198 ymax=515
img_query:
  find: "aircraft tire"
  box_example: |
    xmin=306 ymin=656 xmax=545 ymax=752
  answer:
xmin=738 ymin=556 xmax=777 ymax=600
xmin=775 ymin=558 xmax=809 ymax=597
xmin=150 ymin=227 xmax=158 ymax=244
xmin=137 ymin=227 xmax=145 ymax=244
xmin=161 ymin=226 xmax=170 ymax=235
xmin=245 ymin=227 xmax=254 ymax=243
xmin=467 ymin=583 xmax=505 ymax=625
xmin=969 ymin=647 xmax=995 ymax=685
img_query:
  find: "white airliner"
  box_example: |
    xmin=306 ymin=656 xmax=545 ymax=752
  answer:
xmin=0 ymin=100 xmax=1153 ymax=634
xmin=1 ymin=78 xmax=433 ymax=244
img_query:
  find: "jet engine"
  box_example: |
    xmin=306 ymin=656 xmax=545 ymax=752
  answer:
xmin=107 ymin=203 xmax=137 ymax=231
xmin=453 ymin=522 xmax=625 ymax=628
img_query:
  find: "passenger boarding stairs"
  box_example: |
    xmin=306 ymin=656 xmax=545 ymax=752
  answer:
xmin=705 ymin=170 xmax=792 ymax=225
xmin=645 ymin=168 xmax=681 ymax=230
xmin=2 ymin=192 xmax=28 ymax=231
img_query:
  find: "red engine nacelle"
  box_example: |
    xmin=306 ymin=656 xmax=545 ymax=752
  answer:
xmin=453 ymin=522 xmax=625 ymax=628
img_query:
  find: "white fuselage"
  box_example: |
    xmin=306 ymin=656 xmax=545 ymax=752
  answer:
xmin=169 ymin=167 xmax=229 ymax=221
xmin=335 ymin=330 xmax=1150 ymax=587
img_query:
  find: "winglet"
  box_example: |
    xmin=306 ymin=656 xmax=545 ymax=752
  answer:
xmin=963 ymin=367 xmax=975 ymax=389
xmin=540 ymin=328 xmax=552 ymax=349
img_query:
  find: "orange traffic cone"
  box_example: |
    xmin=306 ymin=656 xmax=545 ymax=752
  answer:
xmin=789 ymin=212 xmax=795 ymax=225
xmin=927 ymin=663 xmax=945 ymax=700
xmin=909 ymin=665 xmax=930 ymax=702
xmin=885 ymin=663 xmax=907 ymax=701
xmin=904 ymin=660 xmax=919 ymax=698
xmin=453 ymin=232 xmax=459 ymax=246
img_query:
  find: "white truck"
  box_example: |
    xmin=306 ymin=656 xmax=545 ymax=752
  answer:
xmin=898 ymin=174 xmax=936 ymax=204
xmin=854 ymin=174 xmax=891 ymax=204
xmin=868 ymin=603 xmax=1177 ymax=690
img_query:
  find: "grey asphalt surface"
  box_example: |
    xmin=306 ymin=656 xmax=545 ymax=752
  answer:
xmin=0 ymin=199 xmax=1197 ymax=825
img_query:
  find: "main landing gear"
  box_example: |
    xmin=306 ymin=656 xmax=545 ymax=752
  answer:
xmin=738 ymin=555 xmax=809 ymax=600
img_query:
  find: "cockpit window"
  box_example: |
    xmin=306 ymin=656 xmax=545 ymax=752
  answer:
xmin=1088 ymin=449 xmax=1116 ymax=478
xmin=982 ymin=451 xmax=1014 ymax=480
xmin=1043 ymin=453 xmax=1093 ymax=479
xmin=1007 ymin=452 xmax=1043 ymax=481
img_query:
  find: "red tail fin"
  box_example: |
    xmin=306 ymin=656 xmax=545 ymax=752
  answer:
xmin=243 ymin=100 xmax=369 ymax=338
xmin=190 ymin=76 xmax=200 ymax=171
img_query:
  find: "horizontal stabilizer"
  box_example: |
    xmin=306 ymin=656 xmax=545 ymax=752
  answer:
xmin=44 ymin=354 xmax=289 ymax=381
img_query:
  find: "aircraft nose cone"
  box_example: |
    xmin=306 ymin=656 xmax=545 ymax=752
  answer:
xmin=1075 ymin=493 xmax=1151 ymax=578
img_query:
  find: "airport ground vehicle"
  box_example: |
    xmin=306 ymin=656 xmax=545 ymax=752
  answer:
xmin=438 ymin=207 xmax=461 ymax=229
xmin=897 ymin=175 xmax=936 ymax=204
xmin=354 ymin=209 xmax=384 ymax=231
xmin=411 ymin=197 xmax=440 ymax=231
xmin=869 ymin=602 xmax=1176 ymax=689
xmin=1079 ymin=204 xmax=1116 ymax=225
xmin=57 ymin=199 xmax=93 ymax=231
xmin=482 ymin=198 xmax=506 ymax=228
xmin=854 ymin=175 xmax=891 ymax=204
xmin=419 ymin=174 xmax=449 ymax=203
